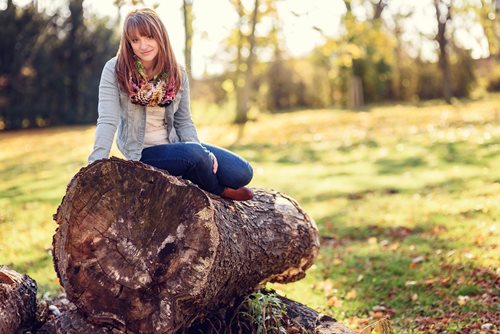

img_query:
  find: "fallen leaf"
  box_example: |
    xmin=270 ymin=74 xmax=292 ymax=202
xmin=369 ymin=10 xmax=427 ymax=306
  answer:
xmin=327 ymin=295 xmax=343 ymax=308
xmin=457 ymin=295 xmax=470 ymax=306
xmin=346 ymin=289 xmax=357 ymax=300
xmin=424 ymin=278 xmax=438 ymax=285
xmin=481 ymin=323 xmax=493 ymax=330
xmin=388 ymin=242 xmax=400 ymax=251
xmin=412 ymin=255 xmax=425 ymax=264
xmin=372 ymin=305 xmax=387 ymax=312
xmin=464 ymin=252 xmax=475 ymax=259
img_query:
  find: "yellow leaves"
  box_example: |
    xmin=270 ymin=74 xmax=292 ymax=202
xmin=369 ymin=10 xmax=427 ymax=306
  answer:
xmin=221 ymin=79 xmax=234 ymax=93
xmin=338 ymin=54 xmax=353 ymax=68
xmin=327 ymin=295 xmax=343 ymax=308
xmin=359 ymin=318 xmax=394 ymax=334
xmin=345 ymin=43 xmax=363 ymax=59
xmin=346 ymin=289 xmax=357 ymax=300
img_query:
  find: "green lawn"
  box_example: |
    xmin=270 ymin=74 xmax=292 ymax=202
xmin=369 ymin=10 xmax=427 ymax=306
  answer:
xmin=1 ymin=96 xmax=499 ymax=333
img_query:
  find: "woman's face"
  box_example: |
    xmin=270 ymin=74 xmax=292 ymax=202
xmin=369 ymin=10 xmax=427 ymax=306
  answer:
xmin=130 ymin=34 xmax=159 ymax=67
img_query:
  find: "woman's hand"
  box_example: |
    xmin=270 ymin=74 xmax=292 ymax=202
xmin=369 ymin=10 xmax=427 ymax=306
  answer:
xmin=209 ymin=152 xmax=218 ymax=174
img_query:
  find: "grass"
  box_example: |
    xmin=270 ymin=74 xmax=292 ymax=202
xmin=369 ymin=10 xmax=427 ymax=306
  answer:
xmin=1 ymin=95 xmax=499 ymax=333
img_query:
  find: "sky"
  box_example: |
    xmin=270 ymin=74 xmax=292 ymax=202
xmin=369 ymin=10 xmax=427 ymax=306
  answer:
xmin=5 ymin=0 xmax=490 ymax=78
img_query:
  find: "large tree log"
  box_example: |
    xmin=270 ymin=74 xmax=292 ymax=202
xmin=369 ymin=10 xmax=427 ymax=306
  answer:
xmin=36 ymin=291 xmax=355 ymax=334
xmin=53 ymin=157 xmax=320 ymax=333
xmin=0 ymin=266 xmax=37 ymax=334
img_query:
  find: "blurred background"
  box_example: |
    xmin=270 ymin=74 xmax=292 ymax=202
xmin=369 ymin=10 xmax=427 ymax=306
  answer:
xmin=0 ymin=0 xmax=499 ymax=332
xmin=1 ymin=0 xmax=499 ymax=128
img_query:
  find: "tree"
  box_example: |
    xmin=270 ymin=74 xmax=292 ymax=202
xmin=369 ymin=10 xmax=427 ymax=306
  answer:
xmin=477 ymin=0 xmax=500 ymax=57
xmin=434 ymin=0 xmax=452 ymax=104
xmin=182 ymin=0 xmax=194 ymax=82
xmin=0 ymin=1 xmax=117 ymax=130
xmin=231 ymin=0 xmax=260 ymax=124
xmin=66 ymin=0 xmax=84 ymax=124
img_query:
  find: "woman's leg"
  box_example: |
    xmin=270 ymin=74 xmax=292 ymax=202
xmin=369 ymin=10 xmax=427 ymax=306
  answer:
xmin=202 ymin=143 xmax=253 ymax=189
xmin=140 ymin=142 xmax=225 ymax=195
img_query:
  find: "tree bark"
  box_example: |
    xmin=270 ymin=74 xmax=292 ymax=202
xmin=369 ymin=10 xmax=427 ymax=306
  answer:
xmin=37 ymin=291 xmax=354 ymax=334
xmin=0 ymin=266 xmax=37 ymax=334
xmin=52 ymin=157 xmax=320 ymax=333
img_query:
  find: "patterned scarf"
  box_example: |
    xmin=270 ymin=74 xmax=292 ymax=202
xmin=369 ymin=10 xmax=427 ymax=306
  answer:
xmin=128 ymin=59 xmax=176 ymax=107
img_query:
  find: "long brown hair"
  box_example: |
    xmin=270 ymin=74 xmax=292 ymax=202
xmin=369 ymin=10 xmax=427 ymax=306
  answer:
xmin=115 ymin=8 xmax=182 ymax=95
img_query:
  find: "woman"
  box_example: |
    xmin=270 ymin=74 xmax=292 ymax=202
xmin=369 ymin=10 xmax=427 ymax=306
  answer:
xmin=88 ymin=8 xmax=253 ymax=201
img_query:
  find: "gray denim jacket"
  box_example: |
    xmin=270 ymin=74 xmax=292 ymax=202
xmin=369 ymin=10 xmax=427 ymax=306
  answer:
xmin=88 ymin=57 xmax=199 ymax=164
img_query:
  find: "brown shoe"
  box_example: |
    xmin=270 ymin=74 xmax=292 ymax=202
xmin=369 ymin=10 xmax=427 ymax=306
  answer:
xmin=221 ymin=187 xmax=254 ymax=201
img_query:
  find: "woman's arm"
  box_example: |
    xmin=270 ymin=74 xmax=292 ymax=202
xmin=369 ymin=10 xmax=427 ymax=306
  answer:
xmin=173 ymin=67 xmax=200 ymax=143
xmin=88 ymin=59 xmax=121 ymax=164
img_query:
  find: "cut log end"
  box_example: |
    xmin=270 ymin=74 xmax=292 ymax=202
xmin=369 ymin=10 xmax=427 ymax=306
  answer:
xmin=0 ymin=266 xmax=37 ymax=334
xmin=53 ymin=158 xmax=220 ymax=332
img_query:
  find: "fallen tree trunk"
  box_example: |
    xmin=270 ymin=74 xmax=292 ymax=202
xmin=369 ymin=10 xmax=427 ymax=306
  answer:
xmin=37 ymin=290 xmax=355 ymax=334
xmin=53 ymin=157 xmax=321 ymax=333
xmin=0 ymin=266 xmax=37 ymax=334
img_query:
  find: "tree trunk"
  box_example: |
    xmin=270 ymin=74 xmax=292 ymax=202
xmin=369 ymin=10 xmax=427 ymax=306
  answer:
xmin=52 ymin=157 xmax=320 ymax=333
xmin=434 ymin=0 xmax=452 ymax=104
xmin=67 ymin=0 xmax=84 ymax=123
xmin=182 ymin=0 xmax=193 ymax=82
xmin=234 ymin=0 xmax=260 ymax=124
xmin=0 ymin=266 xmax=37 ymax=334
xmin=373 ymin=0 xmax=387 ymax=20
xmin=37 ymin=291 xmax=355 ymax=334
xmin=348 ymin=76 xmax=364 ymax=109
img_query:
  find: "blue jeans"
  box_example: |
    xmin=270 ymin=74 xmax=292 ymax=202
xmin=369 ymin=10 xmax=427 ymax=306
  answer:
xmin=140 ymin=142 xmax=253 ymax=196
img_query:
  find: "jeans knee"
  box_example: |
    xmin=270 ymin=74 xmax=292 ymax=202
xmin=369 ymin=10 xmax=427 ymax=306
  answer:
xmin=234 ymin=163 xmax=253 ymax=188
xmin=186 ymin=143 xmax=211 ymax=168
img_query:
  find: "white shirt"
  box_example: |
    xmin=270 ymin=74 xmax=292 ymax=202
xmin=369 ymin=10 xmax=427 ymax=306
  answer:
xmin=143 ymin=106 xmax=169 ymax=148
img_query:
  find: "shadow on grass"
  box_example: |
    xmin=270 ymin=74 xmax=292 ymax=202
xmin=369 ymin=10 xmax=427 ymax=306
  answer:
xmin=337 ymin=139 xmax=379 ymax=153
xmin=0 ymin=159 xmax=77 ymax=204
xmin=6 ymin=251 xmax=52 ymax=275
xmin=430 ymin=141 xmax=487 ymax=166
xmin=299 ymin=176 xmax=486 ymax=207
xmin=375 ymin=157 xmax=427 ymax=175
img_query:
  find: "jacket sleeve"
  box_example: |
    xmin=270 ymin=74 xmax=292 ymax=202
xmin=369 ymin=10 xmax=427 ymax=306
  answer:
xmin=88 ymin=59 xmax=121 ymax=164
xmin=173 ymin=68 xmax=200 ymax=143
